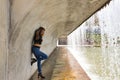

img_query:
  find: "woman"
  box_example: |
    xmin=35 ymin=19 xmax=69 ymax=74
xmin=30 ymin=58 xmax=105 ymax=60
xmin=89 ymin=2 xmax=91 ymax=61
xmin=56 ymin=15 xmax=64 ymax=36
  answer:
xmin=31 ymin=27 xmax=48 ymax=79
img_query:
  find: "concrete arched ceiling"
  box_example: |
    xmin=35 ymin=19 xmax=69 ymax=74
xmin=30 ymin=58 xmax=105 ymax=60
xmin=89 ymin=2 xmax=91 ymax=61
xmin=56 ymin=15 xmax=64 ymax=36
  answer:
xmin=11 ymin=0 xmax=110 ymax=37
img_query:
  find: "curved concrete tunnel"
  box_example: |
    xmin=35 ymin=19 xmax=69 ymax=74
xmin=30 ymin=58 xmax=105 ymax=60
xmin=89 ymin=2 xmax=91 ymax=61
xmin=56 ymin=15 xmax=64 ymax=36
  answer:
xmin=0 ymin=0 xmax=110 ymax=80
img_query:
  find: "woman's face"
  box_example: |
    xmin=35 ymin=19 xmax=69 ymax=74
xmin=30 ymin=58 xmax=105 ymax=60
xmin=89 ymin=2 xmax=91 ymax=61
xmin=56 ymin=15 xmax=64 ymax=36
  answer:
xmin=41 ymin=30 xmax=45 ymax=36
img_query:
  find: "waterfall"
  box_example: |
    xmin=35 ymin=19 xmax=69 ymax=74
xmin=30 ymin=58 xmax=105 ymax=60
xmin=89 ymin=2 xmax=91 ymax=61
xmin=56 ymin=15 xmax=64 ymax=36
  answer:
xmin=67 ymin=0 xmax=120 ymax=80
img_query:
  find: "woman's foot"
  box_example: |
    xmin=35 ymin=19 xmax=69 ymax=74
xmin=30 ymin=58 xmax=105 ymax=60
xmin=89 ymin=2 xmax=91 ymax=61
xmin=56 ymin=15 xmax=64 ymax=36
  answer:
xmin=31 ymin=58 xmax=37 ymax=66
xmin=38 ymin=73 xmax=45 ymax=79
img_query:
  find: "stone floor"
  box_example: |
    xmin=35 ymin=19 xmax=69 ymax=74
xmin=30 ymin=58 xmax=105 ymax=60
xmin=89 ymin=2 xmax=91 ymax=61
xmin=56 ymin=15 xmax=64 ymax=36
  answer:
xmin=30 ymin=47 xmax=90 ymax=80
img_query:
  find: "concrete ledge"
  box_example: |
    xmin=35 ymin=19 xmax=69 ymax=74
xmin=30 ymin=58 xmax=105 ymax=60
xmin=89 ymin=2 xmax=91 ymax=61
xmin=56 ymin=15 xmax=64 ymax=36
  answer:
xmin=51 ymin=47 xmax=90 ymax=80
xmin=30 ymin=46 xmax=90 ymax=80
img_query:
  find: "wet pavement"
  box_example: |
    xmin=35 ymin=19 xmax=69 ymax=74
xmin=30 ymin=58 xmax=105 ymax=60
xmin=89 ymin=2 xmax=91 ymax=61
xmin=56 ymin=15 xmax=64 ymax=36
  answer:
xmin=30 ymin=47 xmax=90 ymax=80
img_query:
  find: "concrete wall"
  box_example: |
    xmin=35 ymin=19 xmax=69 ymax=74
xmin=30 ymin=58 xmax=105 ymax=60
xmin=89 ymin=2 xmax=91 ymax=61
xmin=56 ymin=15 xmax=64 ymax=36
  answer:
xmin=0 ymin=0 xmax=9 ymax=80
xmin=0 ymin=0 xmax=110 ymax=80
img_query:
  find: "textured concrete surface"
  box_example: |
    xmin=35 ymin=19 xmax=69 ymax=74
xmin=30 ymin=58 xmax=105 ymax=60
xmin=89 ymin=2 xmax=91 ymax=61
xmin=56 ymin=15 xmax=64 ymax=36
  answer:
xmin=30 ymin=47 xmax=90 ymax=80
xmin=0 ymin=0 xmax=9 ymax=80
xmin=51 ymin=47 xmax=90 ymax=80
xmin=0 ymin=0 xmax=110 ymax=80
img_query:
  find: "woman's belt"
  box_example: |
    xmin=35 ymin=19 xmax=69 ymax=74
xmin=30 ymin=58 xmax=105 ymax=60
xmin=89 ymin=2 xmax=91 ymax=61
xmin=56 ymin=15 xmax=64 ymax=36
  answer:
xmin=32 ymin=45 xmax=40 ymax=48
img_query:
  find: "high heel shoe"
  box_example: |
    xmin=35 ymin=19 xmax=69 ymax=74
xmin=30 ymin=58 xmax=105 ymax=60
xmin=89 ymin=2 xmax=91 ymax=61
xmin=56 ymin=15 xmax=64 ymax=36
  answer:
xmin=31 ymin=58 xmax=37 ymax=66
xmin=38 ymin=73 xmax=45 ymax=79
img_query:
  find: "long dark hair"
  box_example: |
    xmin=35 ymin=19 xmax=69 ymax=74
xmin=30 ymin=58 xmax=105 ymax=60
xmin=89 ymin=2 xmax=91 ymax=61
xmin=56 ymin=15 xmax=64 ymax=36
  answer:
xmin=38 ymin=27 xmax=45 ymax=35
xmin=35 ymin=27 xmax=45 ymax=40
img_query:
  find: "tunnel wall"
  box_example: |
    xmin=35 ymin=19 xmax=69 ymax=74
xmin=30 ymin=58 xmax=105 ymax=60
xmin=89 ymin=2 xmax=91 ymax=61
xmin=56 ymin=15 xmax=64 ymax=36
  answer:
xmin=0 ymin=0 xmax=110 ymax=80
xmin=0 ymin=0 xmax=9 ymax=80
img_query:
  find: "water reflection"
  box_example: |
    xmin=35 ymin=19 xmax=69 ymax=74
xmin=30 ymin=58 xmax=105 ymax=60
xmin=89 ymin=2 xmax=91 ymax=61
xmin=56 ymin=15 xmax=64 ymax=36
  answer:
xmin=67 ymin=0 xmax=120 ymax=80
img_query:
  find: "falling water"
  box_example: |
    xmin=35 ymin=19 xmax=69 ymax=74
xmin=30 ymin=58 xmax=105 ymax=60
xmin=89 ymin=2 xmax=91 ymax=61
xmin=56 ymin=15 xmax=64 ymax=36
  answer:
xmin=67 ymin=0 xmax=120 ymax=80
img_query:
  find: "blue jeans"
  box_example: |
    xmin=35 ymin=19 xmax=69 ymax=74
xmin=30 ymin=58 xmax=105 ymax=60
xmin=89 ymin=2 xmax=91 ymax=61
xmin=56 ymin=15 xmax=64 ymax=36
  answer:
xmin=32 ymin=46 xmax=48 ymax=73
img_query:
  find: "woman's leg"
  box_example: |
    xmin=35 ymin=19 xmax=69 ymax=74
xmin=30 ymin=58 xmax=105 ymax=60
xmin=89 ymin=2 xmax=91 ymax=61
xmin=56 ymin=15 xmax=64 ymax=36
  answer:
xmin=37 ymin=56 xmax=45 ymax=78
xmin=39 ymin=50 xmax=48 ymax=60
xmin=32 ymin=46 xmax=47 ymax=78
xmin=37 ymin=58 xmax=42 ymax=73
xmin=32 ymin=47 xmax=42 ymax=73
xmin=31 ymin=46 xmax=37 ymax=65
